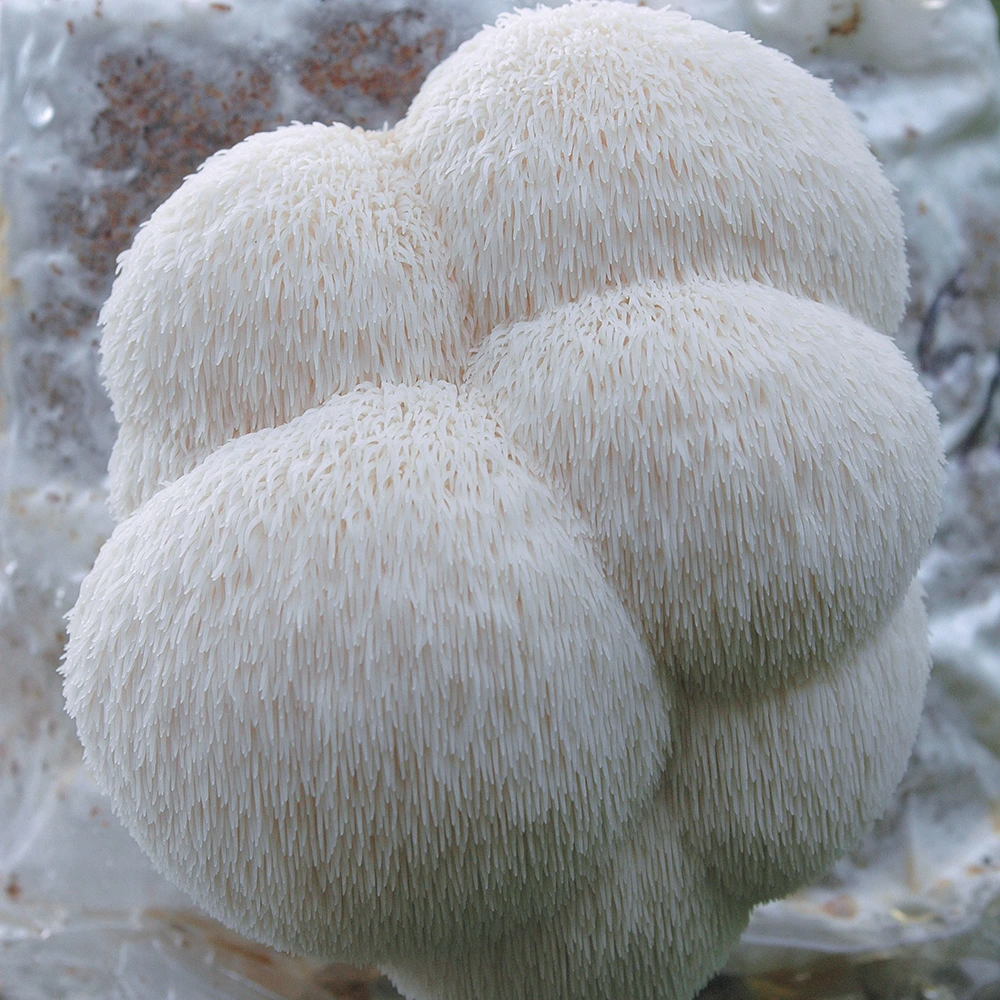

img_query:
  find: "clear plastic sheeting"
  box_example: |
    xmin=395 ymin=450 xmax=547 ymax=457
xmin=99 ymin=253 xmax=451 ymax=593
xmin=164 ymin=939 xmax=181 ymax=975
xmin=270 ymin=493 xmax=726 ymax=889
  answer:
xmin=2 ymin=1 xmax=1000 ymax=998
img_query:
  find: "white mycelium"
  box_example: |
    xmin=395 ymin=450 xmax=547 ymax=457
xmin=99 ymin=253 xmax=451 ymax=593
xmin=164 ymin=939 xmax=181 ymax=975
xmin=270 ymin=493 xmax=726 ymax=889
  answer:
xmin=63 ymin=3 xmax=945 ymax=999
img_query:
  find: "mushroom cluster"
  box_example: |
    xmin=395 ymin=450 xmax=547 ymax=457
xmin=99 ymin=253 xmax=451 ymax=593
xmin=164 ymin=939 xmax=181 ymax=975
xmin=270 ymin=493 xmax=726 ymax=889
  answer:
xmin=62 ymin=3 xmax=944 ymax=998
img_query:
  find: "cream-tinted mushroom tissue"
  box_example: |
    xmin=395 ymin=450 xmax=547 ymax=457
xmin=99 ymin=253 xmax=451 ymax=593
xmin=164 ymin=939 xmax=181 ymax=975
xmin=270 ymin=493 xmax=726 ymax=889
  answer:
xmin=62 ymin=3 xmax=945 ymax=999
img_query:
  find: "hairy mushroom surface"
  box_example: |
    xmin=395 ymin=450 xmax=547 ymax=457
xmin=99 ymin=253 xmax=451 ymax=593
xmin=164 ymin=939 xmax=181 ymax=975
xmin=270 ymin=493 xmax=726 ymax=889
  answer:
xmin=101 ymin=122 xmax=474 ymax=518
xmin=65 ymin=382 xmax=670 ymax=962
xmin=464 ymin=279 xmax=942 ymax=693
xmin=393 ymin=2 xmax=906 ymax=335
xmin=63 ymin=4 xmax=945 ymax=1000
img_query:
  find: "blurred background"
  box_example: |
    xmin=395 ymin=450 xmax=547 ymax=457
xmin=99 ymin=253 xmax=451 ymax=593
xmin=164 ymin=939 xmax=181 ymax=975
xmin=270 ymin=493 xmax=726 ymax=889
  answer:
xmin=3 ymin=0 xmax=1000 ymax=997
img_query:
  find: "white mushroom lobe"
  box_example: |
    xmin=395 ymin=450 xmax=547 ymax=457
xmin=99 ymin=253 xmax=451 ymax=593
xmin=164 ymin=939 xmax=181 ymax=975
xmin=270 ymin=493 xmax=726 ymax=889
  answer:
xmin=102 ymin=123 xmax=474 ymax=518
xmin=65 ymin=382 xmax=669 ymax=964
xmin=465 ymin=279 xmax=943 ymax=692
xmin=384 ymin=583 xmax=931 ymax=1000
xmin=395 ymin=2 xmax=906 ymax=335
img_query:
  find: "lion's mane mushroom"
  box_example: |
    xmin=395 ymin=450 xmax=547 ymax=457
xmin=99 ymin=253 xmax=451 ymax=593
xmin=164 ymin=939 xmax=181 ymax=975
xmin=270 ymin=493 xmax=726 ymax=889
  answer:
xmin=393 ymin=1 xmax=906 ymax=335
xmin=101 ymin=122 xmax=474 ymax=519
xmin=64 ymin=381 xmax=671 ymax=961
xmin=63 ymin=3 xmax=945 ymax=1000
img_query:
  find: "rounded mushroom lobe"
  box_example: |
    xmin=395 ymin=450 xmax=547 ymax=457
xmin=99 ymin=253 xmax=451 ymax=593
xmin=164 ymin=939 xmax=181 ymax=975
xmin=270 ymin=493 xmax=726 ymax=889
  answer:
xmin=395 ymin=0 xmax=907 ymax=336
xmin=669 ymin=579 xmax=931 ymax=904
xmin=101 ymin=122 xmax=473 ymax=519
xmin=465 ymin=278 xmax=944 ymax=693
xmin=62 ymin=381 xmax=669 ymax=964
xmin=385 ymin=780 xmax=748 ymax=1000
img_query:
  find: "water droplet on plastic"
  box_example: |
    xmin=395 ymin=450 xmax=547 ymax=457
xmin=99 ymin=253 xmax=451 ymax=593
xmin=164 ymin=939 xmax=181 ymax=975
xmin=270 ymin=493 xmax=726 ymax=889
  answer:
xmin=22 ymin=86 xmax=54 ymax=129
xmin=4 ymin=561 xmax=17 ymax=577
xmin=921 ymin=0 xmax=948 ymax=8
xmin=753 ymin=0 xmax=785 ymax=15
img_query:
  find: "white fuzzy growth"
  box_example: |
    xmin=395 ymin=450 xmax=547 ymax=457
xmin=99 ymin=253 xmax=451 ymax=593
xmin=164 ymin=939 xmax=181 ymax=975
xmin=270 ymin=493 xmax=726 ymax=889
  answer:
xmin=669 ymin=581 xmax=931 ymax=905
xmin=465 ymin=279 xmax=945 ymax=693
xmin=384 ymin=585 xmax=929 ymax=1000
xmin=385 ymin=789 xmax=748 ymax=1000
xmin=62 ymin=381 xmax=669 ymax=964
xmin=101 ymin=123 xmax=474 ymax=518
xmin=66 ymin=3 xmax=946 ymax=997
xmin=395 ymin=1 xmax=907 ymax=337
